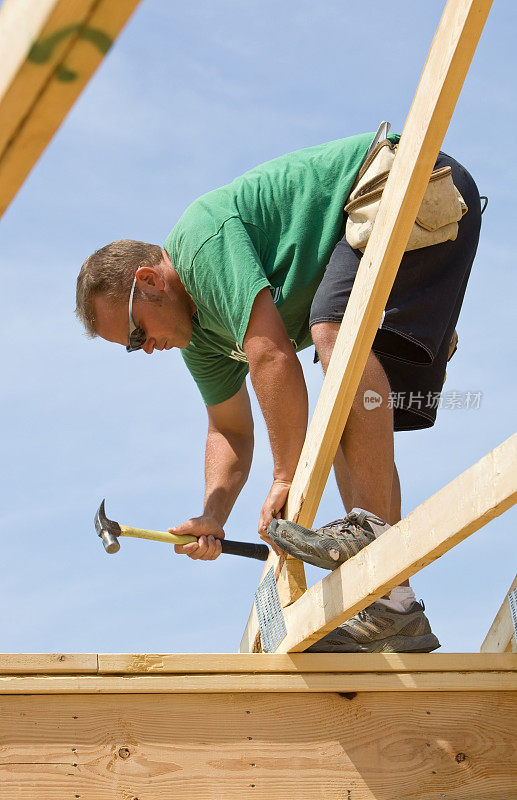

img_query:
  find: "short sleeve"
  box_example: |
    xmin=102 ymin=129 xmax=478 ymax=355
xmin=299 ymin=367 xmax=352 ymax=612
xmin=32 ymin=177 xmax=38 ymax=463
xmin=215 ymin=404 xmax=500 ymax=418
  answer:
xmin=181 ymin=324 xmax=250 ymax=406
xmin=189 ymin=217 xmax=271 ymax=346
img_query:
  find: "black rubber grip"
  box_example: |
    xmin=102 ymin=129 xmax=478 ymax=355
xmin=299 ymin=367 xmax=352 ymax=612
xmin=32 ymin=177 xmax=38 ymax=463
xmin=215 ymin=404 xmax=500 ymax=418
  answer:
xmin=220 ymin=539 xmax=269 ymax=561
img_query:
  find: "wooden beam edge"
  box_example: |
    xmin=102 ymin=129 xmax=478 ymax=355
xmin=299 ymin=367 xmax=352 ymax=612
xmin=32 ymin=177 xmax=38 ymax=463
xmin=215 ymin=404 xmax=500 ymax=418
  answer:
xmin=0 ymin=652 xmax=514 ymax=674
xmin=0 ymin=670 xmax=515 ymax=694
xmin=480 ymin=575 xmax=517 ymax=653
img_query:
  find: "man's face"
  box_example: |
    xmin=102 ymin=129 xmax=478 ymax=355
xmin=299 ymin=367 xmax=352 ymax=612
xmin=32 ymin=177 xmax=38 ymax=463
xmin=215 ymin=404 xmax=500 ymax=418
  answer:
xmin=93 ymin=258 xmax=194 ymax=354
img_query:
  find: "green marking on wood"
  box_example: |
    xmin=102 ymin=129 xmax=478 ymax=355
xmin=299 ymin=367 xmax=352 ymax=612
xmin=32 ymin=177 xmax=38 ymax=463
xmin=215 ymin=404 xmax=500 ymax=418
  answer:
xmin=28 ymin=24 xmax=113 ymax=82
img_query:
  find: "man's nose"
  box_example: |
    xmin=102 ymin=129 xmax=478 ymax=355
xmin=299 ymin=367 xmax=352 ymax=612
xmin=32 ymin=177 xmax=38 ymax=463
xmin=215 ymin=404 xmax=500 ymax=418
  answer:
xmin=143 ymin=338 xmax=155 ymax=355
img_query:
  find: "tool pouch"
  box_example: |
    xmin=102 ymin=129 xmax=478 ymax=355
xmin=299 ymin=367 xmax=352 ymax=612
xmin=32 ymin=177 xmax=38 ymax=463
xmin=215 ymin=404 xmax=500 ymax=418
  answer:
xmin=344 ymin=137 xmax=468 ymax=252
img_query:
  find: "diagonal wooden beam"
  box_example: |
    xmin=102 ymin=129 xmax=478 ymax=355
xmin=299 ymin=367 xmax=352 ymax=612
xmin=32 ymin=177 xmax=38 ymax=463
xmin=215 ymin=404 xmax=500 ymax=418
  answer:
xmin=0 ymin=0 xmax=142 ymax=217
xmin=240 ymin=0 xmax=493 ymax=652
xmin=480 ymin=574 xmax=517 ymax=653
xmin=276 ymin=434 xmax=517 ymax=653
xmin=283 ymin=0 xmax=493 ymax=528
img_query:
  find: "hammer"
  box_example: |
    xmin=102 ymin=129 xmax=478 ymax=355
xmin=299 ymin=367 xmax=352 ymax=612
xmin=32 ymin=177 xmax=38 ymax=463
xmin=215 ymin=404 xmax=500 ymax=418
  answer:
xmin=94 ymin=499 xmax=269 ymax=561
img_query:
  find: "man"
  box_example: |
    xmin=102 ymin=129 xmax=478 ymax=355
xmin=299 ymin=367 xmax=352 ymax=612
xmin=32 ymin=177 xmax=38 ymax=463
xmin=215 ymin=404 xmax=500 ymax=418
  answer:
xmin=76 ymin=131 xmax=481 ymax=652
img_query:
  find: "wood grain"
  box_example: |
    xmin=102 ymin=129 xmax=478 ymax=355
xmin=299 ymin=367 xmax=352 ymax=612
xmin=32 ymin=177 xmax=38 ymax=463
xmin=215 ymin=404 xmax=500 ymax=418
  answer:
xmin=0 ymin=0 xmax=142 ymax=216
xmin=0 ymin=670 xmax=516 ymax=694
xmin=0 ymin=691 xmax=515 ymax=798
xmin=96 ymin=652 xmax=517 ymax=674
xmin=0 ymin=653 xmax=98 ymax=674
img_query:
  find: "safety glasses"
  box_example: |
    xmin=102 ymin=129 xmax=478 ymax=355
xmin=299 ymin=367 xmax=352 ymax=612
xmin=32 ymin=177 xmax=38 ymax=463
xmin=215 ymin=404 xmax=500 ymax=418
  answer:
xmin=126 ymin=276 xmax=146 ymax=352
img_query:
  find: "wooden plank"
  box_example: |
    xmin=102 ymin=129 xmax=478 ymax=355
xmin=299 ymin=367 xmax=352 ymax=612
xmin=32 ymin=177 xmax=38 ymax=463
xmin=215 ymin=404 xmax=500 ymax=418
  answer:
xmin=239 ymin=0 xmax=492 ymax=653
xmin=1 ymin=671 xmax=516 ymax=694
xmin=277 ymin=434 xmax=517 ymax=652
xmin=0 ymin=692 xmax=515 ymax=798
xmin=0 ymin=653 xmax=514 ymax=676
xmin=96 ymin=652 xmax=516 ymax=674
xmin=0 ymin=653 xmax=98 ymax=673
xmin=480 ymin=575 xmax=517 ymax=653
xmin=0 ymin=0 xmax=142 ymax=217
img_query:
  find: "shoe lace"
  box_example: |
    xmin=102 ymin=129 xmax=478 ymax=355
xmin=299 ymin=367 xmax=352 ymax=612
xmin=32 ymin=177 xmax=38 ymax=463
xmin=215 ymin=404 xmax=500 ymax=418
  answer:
xmin=319 ymin=510 xmax=386 ymax=531
xmin=346 ymin=509 xmax=387 ymax=527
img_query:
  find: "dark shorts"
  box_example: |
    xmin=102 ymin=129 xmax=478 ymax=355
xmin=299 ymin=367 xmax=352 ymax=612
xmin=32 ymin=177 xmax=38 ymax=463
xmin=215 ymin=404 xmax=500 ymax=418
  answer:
xmin=309 ymin=152 xmax=482 ymax=431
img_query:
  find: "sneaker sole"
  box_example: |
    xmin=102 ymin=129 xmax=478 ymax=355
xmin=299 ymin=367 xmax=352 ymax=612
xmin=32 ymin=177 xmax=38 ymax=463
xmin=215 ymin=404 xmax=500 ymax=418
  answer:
xmin=268 ymin=519 xmax=371 ymax=571
xmin=306 ymin=633 xmax=441 ymax=654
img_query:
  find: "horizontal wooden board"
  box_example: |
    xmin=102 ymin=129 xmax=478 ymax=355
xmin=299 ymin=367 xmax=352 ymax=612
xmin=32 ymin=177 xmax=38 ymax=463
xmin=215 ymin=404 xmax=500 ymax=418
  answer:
xmin=0 ymin=653 xmax=98 ymax=673
xmin=0 ymin=670 xmax=516 ymax=694
xmin=1 ymin=653 xmax=514 ymax=678
xmin=0 ymin=691 xmax=515 ymax=799
xmin=96 ymin=652 xmax=516 ymax=674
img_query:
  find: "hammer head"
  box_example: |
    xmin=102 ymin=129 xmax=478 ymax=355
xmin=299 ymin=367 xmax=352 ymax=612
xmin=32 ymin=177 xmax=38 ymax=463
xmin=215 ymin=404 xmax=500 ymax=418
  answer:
xmin=94 ymin=499 xmax=121 ymax=554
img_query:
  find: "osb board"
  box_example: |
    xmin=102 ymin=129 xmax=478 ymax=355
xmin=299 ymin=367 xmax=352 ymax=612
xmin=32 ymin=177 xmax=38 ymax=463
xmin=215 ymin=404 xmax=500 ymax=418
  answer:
xmin=0 ymin=691 xmax=515 ymax=799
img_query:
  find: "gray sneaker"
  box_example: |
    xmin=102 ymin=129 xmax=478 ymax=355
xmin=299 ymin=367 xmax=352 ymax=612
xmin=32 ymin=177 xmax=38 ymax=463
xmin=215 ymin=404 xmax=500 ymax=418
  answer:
xmin=304 ymin=600 xmax=440 ymax=653
xmin=268 ymin=508 xmax=390 ymax=570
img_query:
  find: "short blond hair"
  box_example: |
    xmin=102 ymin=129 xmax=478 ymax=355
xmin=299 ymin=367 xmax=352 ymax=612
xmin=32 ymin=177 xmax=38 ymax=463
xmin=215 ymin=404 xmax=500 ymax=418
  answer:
xmin=75 ymin=239 xmax=162 ymax=336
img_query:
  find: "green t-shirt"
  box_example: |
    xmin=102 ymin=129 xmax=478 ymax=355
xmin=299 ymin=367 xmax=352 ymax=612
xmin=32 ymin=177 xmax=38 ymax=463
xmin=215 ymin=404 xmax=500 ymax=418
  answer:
xmin=164 ymin=133 xmax=386 ymax=406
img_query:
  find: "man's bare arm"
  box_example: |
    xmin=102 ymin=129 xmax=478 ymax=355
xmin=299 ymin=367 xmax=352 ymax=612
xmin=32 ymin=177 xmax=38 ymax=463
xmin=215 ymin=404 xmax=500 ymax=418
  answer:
xmin=204 ymin=383 xmax=254 ymax=524
xmin=172 ymin=288 xmax=307 ymax=559
xmin=243 ymin=288 xmax=308 ymax=538
xmin=171 ymin=383 xmax=254 ymax=560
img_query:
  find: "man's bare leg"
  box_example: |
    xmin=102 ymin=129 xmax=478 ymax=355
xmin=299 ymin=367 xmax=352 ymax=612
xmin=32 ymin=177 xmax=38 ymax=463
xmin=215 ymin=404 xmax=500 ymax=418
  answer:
xmin=312 ymin=322 xmax=394 ymax=522
xmin=313 ymin=321 xmax=409 ymax=585
xmin=334 ymin=447 xmax=401 ymax=526
xmin=270 ymin=322 xmax=436 ymax=650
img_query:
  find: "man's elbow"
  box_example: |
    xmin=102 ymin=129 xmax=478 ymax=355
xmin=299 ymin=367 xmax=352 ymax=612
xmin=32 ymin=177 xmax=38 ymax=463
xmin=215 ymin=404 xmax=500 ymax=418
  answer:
xmin=207 ymin=425 xmax=254 ymax=454
xmin=245 ymin=340 xmax=298 ymax=373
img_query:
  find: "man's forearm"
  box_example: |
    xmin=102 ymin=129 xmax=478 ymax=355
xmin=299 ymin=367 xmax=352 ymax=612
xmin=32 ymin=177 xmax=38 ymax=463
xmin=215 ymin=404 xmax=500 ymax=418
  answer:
xmin=203 ymin=428 xmax=254 ymax=525
xmin=249 ymin=349 xmax=308 ymax=482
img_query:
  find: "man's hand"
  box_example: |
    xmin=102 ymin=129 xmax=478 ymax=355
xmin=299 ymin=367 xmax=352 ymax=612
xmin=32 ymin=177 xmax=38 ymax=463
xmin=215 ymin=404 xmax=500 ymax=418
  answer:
xmin=169 ymin=514 xmax=224 ymax=561
xmin=258 ymin=479 xmax=291 ymax=554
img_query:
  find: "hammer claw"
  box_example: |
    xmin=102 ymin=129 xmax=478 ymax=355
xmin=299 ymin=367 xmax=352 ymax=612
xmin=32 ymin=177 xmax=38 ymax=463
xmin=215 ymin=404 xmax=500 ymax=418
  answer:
xmin=94 ymin=498 xmax=121 ymax=554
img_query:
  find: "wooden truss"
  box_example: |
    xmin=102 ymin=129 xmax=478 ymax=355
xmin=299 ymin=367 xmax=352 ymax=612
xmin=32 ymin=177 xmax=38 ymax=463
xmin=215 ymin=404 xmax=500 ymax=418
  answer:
xmin=238 ymin=0 xmax=517 ymax=655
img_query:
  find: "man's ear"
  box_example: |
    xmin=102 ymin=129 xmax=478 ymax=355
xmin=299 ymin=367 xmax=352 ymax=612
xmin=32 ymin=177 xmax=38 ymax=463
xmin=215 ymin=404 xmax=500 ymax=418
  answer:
xmin=135 ymin=265 xmax=166 ymax=293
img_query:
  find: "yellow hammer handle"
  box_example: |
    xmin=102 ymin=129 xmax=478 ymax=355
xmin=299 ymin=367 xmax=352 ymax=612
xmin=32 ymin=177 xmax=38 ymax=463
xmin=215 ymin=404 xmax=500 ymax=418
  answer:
xmin=119 ymin=525 xmax=197 ymax=546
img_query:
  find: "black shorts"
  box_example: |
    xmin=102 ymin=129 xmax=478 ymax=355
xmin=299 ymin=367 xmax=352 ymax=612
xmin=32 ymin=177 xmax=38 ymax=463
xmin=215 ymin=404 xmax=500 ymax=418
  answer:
xmin=309 ymin=152 xmax=482 ymax=431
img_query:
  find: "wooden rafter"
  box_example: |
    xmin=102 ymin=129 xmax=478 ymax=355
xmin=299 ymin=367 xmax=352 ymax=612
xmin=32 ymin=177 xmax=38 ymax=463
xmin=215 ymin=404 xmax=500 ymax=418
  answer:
xmin=0 ymin=0 xmax=142 ymax=217
xmin=240 ymin=0 xmax=494 ymax=653
xmin=480 ymin=575 xmax=517 ymax=653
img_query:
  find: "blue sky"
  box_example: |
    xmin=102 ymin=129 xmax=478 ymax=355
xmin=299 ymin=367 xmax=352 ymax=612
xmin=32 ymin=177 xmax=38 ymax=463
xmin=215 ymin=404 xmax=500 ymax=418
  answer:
xmin=1 ymin=0 xmax=515 ymax=654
